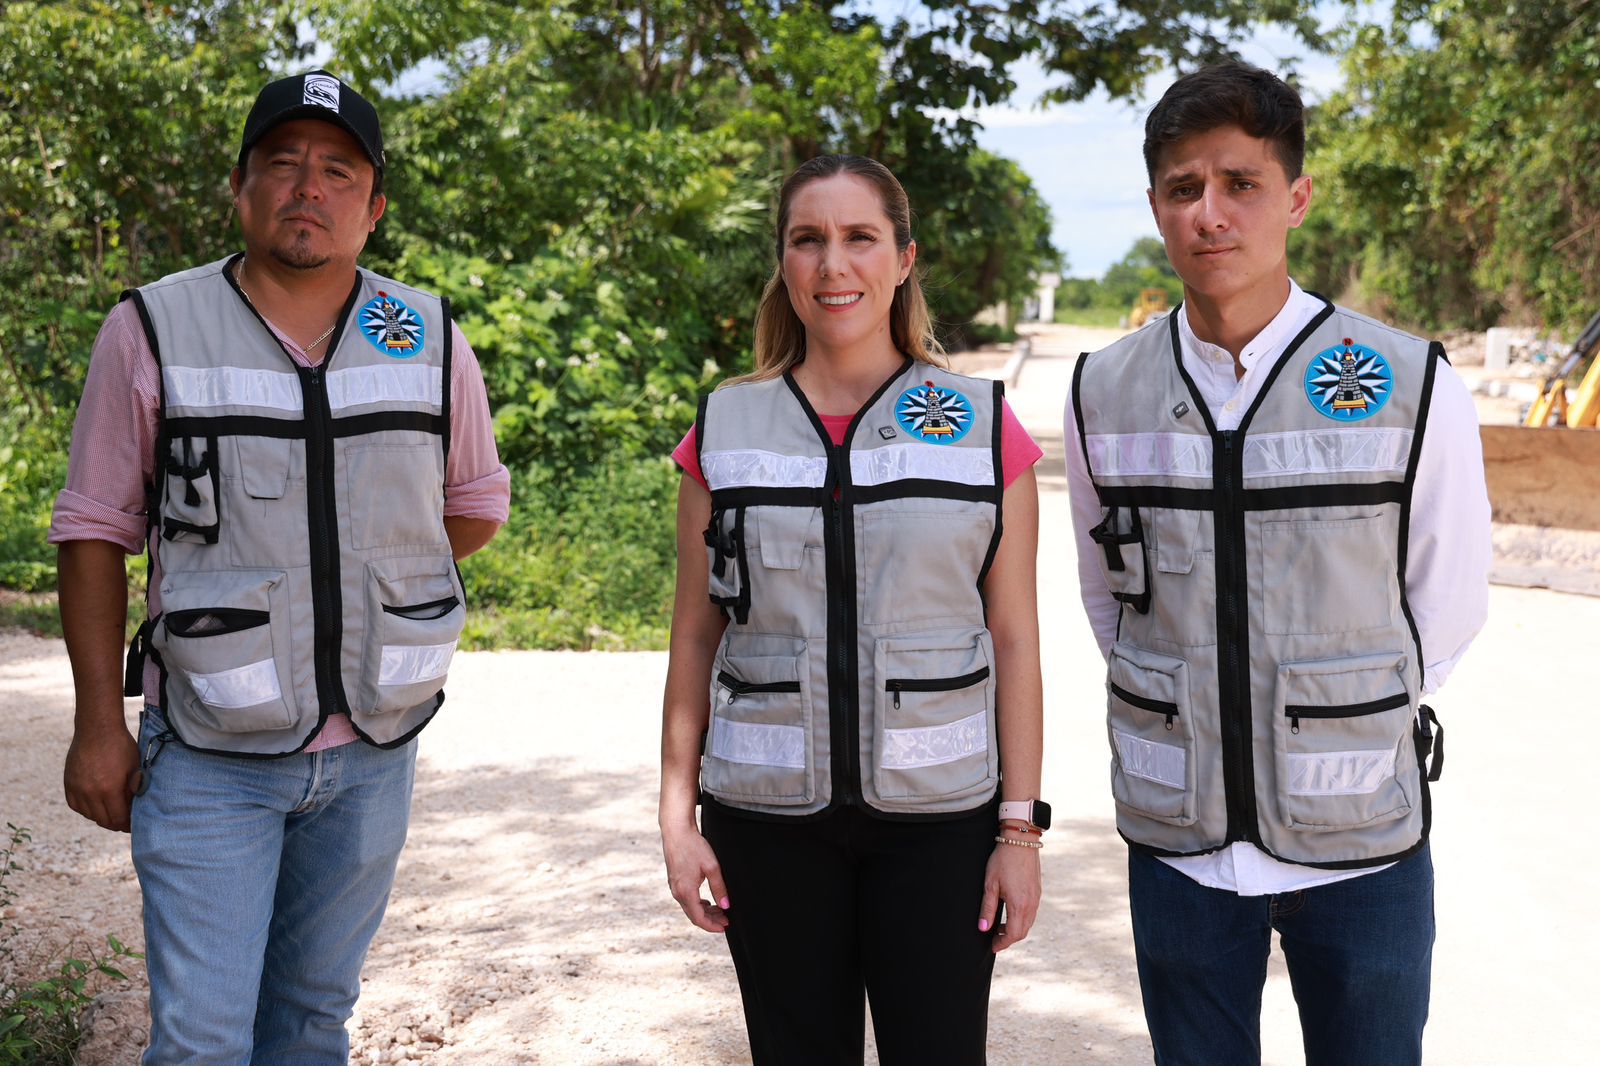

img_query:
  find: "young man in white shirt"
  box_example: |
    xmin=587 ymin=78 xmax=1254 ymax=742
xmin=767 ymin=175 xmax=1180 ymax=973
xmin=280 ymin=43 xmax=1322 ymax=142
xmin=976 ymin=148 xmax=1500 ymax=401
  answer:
xmin=1065 ymin=62 xmax=1489 ymax=1065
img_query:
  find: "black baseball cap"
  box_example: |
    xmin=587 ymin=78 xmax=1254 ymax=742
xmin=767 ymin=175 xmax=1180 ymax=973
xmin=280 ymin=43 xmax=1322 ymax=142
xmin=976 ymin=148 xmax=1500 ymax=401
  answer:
xmin=237 ymin=70 xmax=385 ymax=173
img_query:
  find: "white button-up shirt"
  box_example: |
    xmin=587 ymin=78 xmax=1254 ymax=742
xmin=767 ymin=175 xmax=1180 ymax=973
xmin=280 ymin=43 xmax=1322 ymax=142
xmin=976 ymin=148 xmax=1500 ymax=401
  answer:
xmin=1063 ymin=280 xmax=1492 ymax=895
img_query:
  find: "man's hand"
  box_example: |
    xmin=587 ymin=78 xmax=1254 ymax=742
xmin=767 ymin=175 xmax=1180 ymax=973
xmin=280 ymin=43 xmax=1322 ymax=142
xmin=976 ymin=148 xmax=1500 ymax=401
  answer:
xmin=64 ymin=721 xmax=141 ymax=833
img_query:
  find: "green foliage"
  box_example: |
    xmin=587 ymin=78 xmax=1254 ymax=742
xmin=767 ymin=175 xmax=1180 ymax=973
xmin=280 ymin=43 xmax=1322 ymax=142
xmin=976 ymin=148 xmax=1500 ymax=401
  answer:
xmin=0 ymin=0 xmax=1325 ymax=646
xmin=457 ymin=459 xmax=680 ymax=650
xmin=1299 ymin=0 xmax=1600 ymax=331
xmin=0 ymin=825 xmax=142 ymax=1065
xmin=1055 ymin=237 xmax=1184 ymax=317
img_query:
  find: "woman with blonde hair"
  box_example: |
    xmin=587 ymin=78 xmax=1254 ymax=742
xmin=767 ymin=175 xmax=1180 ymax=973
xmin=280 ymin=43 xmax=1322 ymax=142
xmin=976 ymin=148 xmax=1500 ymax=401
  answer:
xmin=659 ymin=154 xmax=1046 ymax=1064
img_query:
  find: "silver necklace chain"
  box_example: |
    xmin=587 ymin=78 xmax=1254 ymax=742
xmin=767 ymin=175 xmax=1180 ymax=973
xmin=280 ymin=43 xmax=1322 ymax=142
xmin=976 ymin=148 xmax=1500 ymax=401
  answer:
xmin=235 ymin=261 xmax=339 ymax=352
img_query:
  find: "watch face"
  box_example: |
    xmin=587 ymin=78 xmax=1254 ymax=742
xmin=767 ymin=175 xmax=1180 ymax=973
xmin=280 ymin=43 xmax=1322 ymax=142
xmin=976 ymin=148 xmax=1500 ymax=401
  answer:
xmin=1032 ymin=800 xmax=1053 ymax=831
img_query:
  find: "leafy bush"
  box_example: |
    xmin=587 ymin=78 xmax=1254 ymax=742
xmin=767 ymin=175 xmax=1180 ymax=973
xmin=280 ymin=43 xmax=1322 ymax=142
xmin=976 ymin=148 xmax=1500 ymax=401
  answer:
xmin=459 ymin=458 xmax=681 ymax=650
xmin=0 ymin=825 xmax=142 ymax=1065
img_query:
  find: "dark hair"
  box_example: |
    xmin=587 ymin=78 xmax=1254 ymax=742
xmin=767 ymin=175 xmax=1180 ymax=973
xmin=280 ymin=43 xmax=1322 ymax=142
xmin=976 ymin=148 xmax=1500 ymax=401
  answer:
xmin=1142 ymin=61 xmax=1305 ymax=184
xmin=237 ymin=146 xmax=385 ymax=201
xmin=732 ymin=154 xmax=942 ymax=384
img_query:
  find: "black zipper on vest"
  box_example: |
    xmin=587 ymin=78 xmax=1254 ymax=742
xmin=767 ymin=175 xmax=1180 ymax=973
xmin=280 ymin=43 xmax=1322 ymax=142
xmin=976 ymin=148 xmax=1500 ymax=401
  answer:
xmin=830 ymin=442 xmax=862 ymax=806
xmin=1214 ymin=429 xmax=1258 ymax=843
xmin=886 ymin=666 xmax=991 ymax=709
xmin=717 ymin=671 xmax=803 ymax=703
xmin=300 ymin=362 xmax=350 ymax=720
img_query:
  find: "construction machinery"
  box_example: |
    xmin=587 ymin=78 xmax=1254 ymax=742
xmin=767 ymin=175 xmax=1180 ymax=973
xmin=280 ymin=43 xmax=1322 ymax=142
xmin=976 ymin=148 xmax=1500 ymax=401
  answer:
xmin=1129 ymin=287 xmax=1170 ymax=328
xmin=1479 ymin=308 xmax=1600 ymax=531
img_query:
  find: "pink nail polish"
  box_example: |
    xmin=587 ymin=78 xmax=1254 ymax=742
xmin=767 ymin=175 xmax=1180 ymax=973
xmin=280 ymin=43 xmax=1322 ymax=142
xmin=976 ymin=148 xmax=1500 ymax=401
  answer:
xmin=719 ymin=896 xmax=731 ymax=909
xmin=978 ymin=919 xmax=990 ymax=932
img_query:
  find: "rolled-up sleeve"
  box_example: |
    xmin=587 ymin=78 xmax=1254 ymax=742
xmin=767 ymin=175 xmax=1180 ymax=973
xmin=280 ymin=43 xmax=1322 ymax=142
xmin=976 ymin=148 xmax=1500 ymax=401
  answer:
xmin=49 ymin=301 xmax=160 ymax=554
xmin=444 ymin=323 xmax=511 ymax=523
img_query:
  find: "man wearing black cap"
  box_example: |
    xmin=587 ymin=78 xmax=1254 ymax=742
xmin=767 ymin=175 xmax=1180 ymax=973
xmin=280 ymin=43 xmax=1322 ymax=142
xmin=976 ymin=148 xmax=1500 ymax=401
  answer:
xmin=53 ymin=70 xmax=509 ymax=1061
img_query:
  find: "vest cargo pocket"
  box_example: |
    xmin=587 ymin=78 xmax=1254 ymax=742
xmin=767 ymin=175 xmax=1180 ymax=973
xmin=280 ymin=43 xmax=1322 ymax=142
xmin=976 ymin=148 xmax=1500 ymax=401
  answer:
xmin=1089 ymin=507 xmax=1150 ymax=614
xmin=704 ymin=506 xmax=751 ymax=624
xmin=702 ymin=640 xmax=812 ymax=805
xmin=160 ymin=435 xmax=220 ymax=544
xmin=872 ymin=630 xmax=997 ymax=802
xmin=359 ymin=557 xmax=466 ymax=714
xmin=153 ymin=569 xmax=295 ymax=733
xmin=1107 ymin=643 xmax=1195 ymax=825
xmin=1272 ymin=652 xmax=1414 ymax=832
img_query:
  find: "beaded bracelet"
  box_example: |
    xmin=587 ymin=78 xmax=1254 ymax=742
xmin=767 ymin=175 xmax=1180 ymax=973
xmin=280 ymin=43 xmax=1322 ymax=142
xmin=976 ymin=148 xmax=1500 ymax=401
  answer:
xmin=993 ymin=835 xmax=1043 ymax=850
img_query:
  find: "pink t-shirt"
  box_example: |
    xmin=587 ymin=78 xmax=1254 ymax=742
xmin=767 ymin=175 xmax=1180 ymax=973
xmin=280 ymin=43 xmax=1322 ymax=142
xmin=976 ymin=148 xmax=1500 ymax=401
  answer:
xmin=672 ymin=396 xmax=1042 ymax=490
xmin=51 ymin=296 xmax=511 ymax=752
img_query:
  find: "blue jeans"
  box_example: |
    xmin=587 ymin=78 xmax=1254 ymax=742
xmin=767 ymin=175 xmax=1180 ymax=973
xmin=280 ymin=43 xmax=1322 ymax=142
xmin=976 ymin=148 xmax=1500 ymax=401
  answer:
xmin=130 ymin=707 xmax=416 ymax=1065
xmin=1127 ymin=845 xmax=1434 ymax=1066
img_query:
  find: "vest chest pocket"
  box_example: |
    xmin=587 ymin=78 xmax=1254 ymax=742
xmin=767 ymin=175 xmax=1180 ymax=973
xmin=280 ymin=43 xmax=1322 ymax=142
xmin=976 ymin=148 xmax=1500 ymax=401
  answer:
xmin=160 ymin=436 xmax=220 ymax=544
xmin=1261 ymin=515 xmax=1396 ymax=635
xmin=345 ymin=444 xmax=448 ymax=551
xmin=701 ymin=640 xmax=813 ymax=806
xmin=225 ymin=437 xmax=306 ymax=569
xmin=152 ymin=569 xmax=295 ymax=733
xmin=859 ymin=509 xmax=992 ymax=626
xmin=1147 ymin=509 xmax=1216 ymax=647
xmin=872 ymin=630 xmax=997 ymax=802
xmin=1106 ymin=643 xmax=1196 ymax=826
xmin=1272 ymin=652 xmax=1414 ymax=832
xmin=358 ymin=557 xmax=465 ymax=715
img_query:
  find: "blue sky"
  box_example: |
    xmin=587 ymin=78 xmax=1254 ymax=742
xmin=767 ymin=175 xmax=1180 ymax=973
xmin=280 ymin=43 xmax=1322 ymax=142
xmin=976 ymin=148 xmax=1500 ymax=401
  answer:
xmin=853 ymin=1 xmax=1356 ymax=277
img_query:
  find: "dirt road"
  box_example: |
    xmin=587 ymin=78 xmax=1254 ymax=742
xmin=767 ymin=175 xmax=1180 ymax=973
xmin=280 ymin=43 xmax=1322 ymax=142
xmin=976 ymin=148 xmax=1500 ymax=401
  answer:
xmin=3 ymin=324 xmax=1594 ymax=1064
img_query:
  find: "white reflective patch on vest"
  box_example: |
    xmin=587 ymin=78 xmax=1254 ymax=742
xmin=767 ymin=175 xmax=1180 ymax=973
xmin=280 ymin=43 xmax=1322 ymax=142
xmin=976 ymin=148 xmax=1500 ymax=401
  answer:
xmin=1086 ymin=432 xmax=1212 ymax=479
xmin=850 ymin=443 xmax=995 ymax=487
xmin=327 ymin=364 xmax=443 ymax=413
xmin=709 ymin=719 xmax=806 ymax=768
xmin=880 ymin=710 xmax=988 ymax=769
xmin=163 ymin=366 xmax=302 ymax=412
xmin=1243 ymin=428 xmax=1414 ymax=480
xmin=701 ymin=449 xmax=828 ymax=490
xmin=1113 ymin=729 xmax=1186 ymax=789
xmin=379 ymin=641 xmax=456 ymax=686
xmin=189 ymin=659 xmax=282 ymax=709
xmin=1285 ymin=748 xmax=1396 ymax=796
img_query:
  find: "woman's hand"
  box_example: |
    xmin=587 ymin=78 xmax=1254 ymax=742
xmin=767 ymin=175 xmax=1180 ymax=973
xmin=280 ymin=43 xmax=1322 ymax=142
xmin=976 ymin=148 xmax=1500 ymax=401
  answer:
xmin=662 ymin=821 xmax=731 ymax=933
xmin=978 ymin=840 xmax=1041 ymax=953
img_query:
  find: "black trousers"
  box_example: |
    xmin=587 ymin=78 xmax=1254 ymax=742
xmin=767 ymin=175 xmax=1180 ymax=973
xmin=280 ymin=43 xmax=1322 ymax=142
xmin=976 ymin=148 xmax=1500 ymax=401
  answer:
xmin=701 ymin=801 xmax=998 ymax=1066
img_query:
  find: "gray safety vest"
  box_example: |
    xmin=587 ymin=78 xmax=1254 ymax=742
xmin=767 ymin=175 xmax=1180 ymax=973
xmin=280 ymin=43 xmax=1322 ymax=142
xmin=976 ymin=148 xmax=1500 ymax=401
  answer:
xmin=697 ymin=361 xmax=1004 ymax=817
xmin=124 ymin=254 xmax=463 ymax=756
xmin=1072 ymin=299 xmax=1445 ymax=868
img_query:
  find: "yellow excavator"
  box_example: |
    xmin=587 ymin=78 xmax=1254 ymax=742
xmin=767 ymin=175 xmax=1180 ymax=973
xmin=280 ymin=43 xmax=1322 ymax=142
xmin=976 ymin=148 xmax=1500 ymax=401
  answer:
xmin=1129 ymin=288 xmax=1169 ymax=328
xmin=1479 ymin=308 xmax=1600 ymax=531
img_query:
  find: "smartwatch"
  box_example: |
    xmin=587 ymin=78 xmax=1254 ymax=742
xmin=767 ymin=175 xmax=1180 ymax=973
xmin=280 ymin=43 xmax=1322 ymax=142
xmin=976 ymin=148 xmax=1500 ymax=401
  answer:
xmin=998 ymin=799 xmax=1052 ymax=831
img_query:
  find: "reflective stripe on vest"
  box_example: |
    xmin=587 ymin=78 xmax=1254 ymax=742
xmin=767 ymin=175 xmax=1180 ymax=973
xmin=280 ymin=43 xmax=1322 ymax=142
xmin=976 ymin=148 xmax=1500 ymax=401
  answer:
xmin=697 ymin=361 xmax=1004 ymax=817
xmin=1073 ymin=299 xmax=1440 ymax=868
xmin=129 ymin=255 xmax=461 ymax=757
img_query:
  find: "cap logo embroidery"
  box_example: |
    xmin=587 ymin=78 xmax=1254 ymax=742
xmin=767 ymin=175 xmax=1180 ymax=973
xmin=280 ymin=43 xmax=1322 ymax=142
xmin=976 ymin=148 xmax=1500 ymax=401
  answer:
xmin=358 ymin=291 xmax=424 ymax=357
xmin=895 ymin=381 xmax=974 ymax=445
xmin=303 ymin=73 xmax=341 ymax=112
xmin=1304 ymin=337 xmax=1392 ymax=422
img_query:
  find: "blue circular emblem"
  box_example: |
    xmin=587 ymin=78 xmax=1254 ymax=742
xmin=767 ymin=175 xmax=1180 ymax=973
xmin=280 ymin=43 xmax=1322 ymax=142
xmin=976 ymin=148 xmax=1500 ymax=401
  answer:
xmin=895 ymin=381 xmax=974 ymax=444
xmin=1304 ymin=339 xmax=1392 ymax=422
xmin=358 ymin=292 xmax=425 ymax=357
